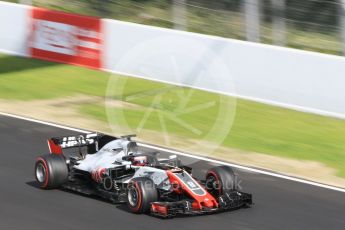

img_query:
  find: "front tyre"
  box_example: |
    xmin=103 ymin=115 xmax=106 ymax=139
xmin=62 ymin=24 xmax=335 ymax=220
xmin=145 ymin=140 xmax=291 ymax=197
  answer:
xmin=35 ymin=154 xmax=68 ymax=189
xmin=127 ymin=177 xmax=158 ymax=214
xmin=205 ymin=166 xmax=237 ymax=198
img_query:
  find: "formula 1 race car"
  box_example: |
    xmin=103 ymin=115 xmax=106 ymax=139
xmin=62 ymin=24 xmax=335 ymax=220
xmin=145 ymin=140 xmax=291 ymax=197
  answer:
xmin=34 ymin=133 xmax=252 ymax=218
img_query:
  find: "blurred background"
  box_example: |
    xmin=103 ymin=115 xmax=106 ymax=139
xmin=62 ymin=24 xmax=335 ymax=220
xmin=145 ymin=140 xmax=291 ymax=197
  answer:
xmin=1 ymin=0 xmax=345 ymax=187
xmin=7 ymin=0 xmax=345 ymax=56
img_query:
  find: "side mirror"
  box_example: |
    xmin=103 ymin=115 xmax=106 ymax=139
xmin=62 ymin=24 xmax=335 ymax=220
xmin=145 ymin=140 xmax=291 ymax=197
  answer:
xmin=168 ymin=155 xmax=182 ymax=167
xmin=122 ymin=155 xmax=133 ymax=161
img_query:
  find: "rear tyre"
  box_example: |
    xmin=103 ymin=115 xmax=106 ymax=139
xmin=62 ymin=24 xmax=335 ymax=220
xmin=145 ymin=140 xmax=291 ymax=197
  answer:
xmin=35 ymin=154 xmax=68 ymax=189
xmin=127 ymin=177 xmax=158 ymax=214
xmin=205 ymin=166 xmax=237 ymax=198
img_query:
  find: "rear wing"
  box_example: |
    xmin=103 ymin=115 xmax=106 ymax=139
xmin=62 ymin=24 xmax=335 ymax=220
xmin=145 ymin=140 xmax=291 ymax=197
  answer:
xmin=47 ymin=132 xmax=117 ymax=155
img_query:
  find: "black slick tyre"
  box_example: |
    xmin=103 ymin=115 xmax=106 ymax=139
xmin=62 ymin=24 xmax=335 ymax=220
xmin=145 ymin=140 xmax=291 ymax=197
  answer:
xmin=35 ymin=154 xmax=68 ymax=189
xmin=205 ymin=165 xmax=237 ymax=198
xmin=127 ymin=177 xmax=158 ymax=214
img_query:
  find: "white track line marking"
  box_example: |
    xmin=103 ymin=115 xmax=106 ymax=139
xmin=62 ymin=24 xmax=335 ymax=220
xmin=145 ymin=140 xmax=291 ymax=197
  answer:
xmin=138 ymin=143 xmax=345 ymax=193
xmin=1 ymin=111 xmax=344 ymax=193
xmin=0 ymin=112 xmax=89 ymax=133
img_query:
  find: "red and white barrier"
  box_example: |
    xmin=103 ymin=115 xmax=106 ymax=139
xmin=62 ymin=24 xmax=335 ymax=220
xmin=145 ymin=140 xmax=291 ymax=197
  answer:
xmin=29 ymin=7 xmax=102 ymax=69
xmin=1 ymin=2 xmax=345 ymax=119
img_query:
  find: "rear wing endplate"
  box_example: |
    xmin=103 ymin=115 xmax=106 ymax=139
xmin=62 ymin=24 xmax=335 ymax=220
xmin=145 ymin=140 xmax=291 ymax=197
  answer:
xmin=47 ymin=133 xmax=117 ymax=154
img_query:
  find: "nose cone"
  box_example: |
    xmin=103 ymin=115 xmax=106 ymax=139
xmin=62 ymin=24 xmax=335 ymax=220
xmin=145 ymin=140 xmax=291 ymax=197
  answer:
xmin=202 ymin=198 xmax=216 ymax=208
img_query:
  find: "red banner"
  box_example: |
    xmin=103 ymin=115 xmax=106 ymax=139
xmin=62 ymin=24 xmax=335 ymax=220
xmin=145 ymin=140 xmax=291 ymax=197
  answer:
xmin=29 ymin=8 xmax=102 ymax=69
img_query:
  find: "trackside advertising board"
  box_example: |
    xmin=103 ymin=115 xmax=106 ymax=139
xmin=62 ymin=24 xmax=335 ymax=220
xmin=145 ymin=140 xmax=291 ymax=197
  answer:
xmin=29 ymin=7 xmax=102 ymax=69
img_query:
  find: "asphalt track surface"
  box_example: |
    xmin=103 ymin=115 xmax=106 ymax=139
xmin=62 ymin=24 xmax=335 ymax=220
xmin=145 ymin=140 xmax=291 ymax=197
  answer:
xmin=0 ymin=115 xmax=345 ymax=230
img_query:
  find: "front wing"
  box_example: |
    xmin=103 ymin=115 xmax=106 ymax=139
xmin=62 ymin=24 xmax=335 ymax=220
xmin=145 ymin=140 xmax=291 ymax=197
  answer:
xmin=151 ymin=190 xmax=252 ymax=218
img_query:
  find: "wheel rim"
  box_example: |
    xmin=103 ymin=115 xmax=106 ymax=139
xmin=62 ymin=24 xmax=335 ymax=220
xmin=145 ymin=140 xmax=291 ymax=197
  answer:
xmin=128 ymin=186 xmax=139 ymax=207
xmin=36 ymin=163 xmax=46 ymax=183
xmin=206 ymin=175 xmax=220 ymax=196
